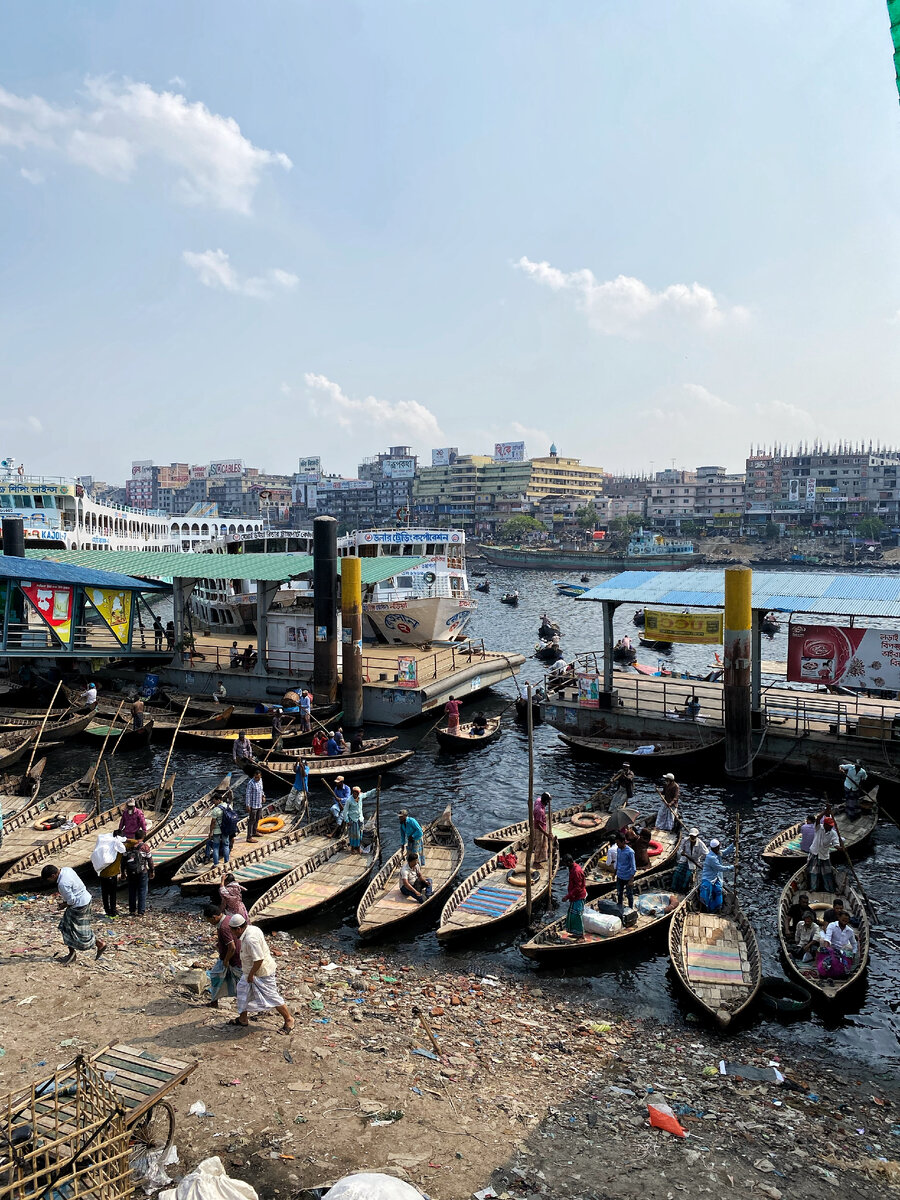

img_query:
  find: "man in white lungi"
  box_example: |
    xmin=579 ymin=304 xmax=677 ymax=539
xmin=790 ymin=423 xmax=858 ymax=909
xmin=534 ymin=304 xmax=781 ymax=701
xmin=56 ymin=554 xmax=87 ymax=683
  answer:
xmin=228 ymin=914 xmax=294 ymax=1033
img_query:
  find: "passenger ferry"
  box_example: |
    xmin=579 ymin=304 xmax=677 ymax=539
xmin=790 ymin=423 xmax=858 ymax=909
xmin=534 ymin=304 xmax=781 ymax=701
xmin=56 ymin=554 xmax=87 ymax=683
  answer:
xmin=478 ymin=529 xmax=700 ymax=571
xmin=188 ymin=530 xmax=313 ymax=633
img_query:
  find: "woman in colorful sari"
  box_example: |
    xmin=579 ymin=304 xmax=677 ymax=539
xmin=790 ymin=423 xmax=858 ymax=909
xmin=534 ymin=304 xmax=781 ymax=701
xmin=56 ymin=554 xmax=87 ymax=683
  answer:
xmin=532 ymin=792 xmax=550 ymax=866
xmin=817 ymin=910 xmax=857 ymax=979
xmin=563 ymin=854 xmax=587 ymax=940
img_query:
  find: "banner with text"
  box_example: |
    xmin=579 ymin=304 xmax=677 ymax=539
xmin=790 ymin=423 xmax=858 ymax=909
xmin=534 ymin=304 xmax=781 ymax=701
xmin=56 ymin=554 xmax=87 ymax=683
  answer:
xmin=493 ymin=441 xmax=525 ymax=462
xmin=787 ymin=623 xmax=900 ymax=689
xmin=577 ymin=672 xmax=600 ymax=708
xmin=397 ymin=655 xmax=418 ymax=687
xmin=87 ymin=587 xmax=132 ymax=645
xmin=21 ymin=581 xmax=74 ymax=645
xmin=644 ymin=609 xmax=724 ymax=644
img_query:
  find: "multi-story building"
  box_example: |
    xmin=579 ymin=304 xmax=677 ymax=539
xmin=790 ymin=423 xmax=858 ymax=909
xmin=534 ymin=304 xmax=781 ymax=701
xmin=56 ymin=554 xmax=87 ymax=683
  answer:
xmin=358 ymin=446 xmax=418 ymax=523
xmin=646 ymin=469 xmax=699 ymax=530
xmin=693 ymin=466 xmax=746 ymax=531
xmin=125 ymin=461 xmax=189 ymax=510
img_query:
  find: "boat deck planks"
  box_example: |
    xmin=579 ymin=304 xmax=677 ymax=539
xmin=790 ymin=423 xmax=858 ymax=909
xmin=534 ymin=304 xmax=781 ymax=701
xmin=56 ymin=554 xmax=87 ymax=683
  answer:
xmin=268 ymin=736 xmax=398 ymax=761
xmin=668 ymin=887 xmax=761 ymax=1027
xmin=435 ymin=718 xmax=502 ymax=751
xmin=584 ymin=822 xmax=681 ymax=894
xmin=473 ymin=791 xmax=610 ymax=851
xmin=438 ymin=839 xmax=559 ymax=941
xmin=181 ymin=816 xmax=333 ymax=894
xmin=250 ymin=831 xmax=380 ymax=924
xmin=0 ymin=771 xmax=99 ymax=871
xmin=144 ymin=774 xmax=241 ymax=871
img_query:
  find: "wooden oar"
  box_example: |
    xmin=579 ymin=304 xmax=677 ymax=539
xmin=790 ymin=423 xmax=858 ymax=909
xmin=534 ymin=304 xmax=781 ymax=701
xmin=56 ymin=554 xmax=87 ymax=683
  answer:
xmin=159 ymin=698 xmax=191 ymax=793
xmin=375 ymin=774 xmax=382 ymax=866
xmin=654 ymin=785 xmax=680 ymax=823
xmin=26 ymin=680 xmax=62 ymax=773
xmin=525 ymin=682 xmax=535 ymax=924
xmin=95 ymin=699 xmax=126 ymax=765
xmin=104 ymin=761 xmax=116 ymax=807
xmin=831 ymin=812 xmax=878 ymax=921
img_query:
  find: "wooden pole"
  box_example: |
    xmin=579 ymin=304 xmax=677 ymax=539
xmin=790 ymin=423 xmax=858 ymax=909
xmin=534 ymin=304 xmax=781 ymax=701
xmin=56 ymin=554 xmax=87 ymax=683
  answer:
xmin=103 ymin=761 xmax=116 ymax=807
xmin=831 ymin=813 xmax=878 ymax=920
xmin=26 ymin=680 xmax=62 ymax=773
xmin=544 ymin=790 xmax=553 ymax=900
xmin=96 ymin=699 xmax=126 ymax=765
xmin=724 ymin=566 xmax=753 ymax=779
xmin=525 ymin=682 xmax=535 ymax=924
xmin=159 ymin=698 xmax=191 ymax=791
xmin=375 ymin=774 xmax=382 ymax=865
xmin=734 ymin=814 xmax=740 ymax=896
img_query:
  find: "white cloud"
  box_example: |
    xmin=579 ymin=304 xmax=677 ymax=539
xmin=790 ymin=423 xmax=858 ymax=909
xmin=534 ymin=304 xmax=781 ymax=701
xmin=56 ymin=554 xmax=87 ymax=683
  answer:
xmin=680 ymin=383 xmax=734 ymax=411
xmin=640 ymin=382 xmax=734 ymax=424
xmin=0 ymin=415 xmax=43 ymax=434
xmin=183 ymin=249 xmax=298 ymax=299
xmin=19 ymin=166 xmax=44 ymax=184
xmin=515 ymin=256 xmax=747 ymax=337
xmin=304 ymin=373 xmax=444 ymax=443
xmin=0 ymin=77 xmax=291 ymax=213
xmin=753 ymin=399 xmax=820 ymax=435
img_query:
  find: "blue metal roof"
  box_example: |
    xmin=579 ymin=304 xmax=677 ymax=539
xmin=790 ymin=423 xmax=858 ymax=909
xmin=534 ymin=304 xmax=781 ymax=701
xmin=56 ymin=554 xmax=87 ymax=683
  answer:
xmin=0 ymin=554 xmax=169 ymax=591
xmin=577 ymin=569 xmax=900 ymax=618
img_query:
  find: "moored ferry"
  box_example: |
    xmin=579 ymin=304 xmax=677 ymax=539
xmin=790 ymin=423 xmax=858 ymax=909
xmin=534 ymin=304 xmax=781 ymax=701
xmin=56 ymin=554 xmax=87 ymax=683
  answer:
xmin=478 ymin=529 xmax=701 ymax=572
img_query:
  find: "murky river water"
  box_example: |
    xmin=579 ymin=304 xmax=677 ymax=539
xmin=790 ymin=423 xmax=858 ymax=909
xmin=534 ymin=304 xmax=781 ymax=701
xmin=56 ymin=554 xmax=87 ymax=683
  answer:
xmin=34 ymin=566 xmax=900 ymax=1061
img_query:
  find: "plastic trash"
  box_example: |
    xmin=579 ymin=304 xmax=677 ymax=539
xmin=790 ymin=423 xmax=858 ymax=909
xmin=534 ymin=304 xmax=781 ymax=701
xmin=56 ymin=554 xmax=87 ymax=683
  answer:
xmin=719 ymin=1061 xmax=784 ymax=1083
xmin=159 ymin=1156 xmax=258 ymax=1200
xmin=647 ymin=1100 xmax=687 ymax=1138
xmin=131 ymin=1143 xmax=179 ymax=1193
xmin=323 ymin=1174 xmax=425 ymax=1199
xmin=189 ymin=1101 xmax=207 ymax=1116
xmin=90 ymin=833 xmax=126 ymax=873
xmin=582 ymin=911 xmax=622 ymax=937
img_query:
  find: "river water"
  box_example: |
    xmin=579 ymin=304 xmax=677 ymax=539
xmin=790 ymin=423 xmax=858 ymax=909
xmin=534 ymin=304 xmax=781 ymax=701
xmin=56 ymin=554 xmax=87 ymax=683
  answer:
xmin=34 ymin=566 xmax=900 ymax=1061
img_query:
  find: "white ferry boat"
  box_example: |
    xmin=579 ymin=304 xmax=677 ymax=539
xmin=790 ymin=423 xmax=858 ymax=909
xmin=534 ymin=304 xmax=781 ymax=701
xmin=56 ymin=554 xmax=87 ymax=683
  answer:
xmin=188 ymin=530 xmax=314 ymax=633
xmin=341 ymin=528 xmax=476 ymax=645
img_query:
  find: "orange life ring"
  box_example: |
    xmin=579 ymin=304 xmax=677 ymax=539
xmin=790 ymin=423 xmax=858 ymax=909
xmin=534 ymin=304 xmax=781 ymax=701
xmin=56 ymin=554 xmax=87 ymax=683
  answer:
xmin=648 ymin=839 xmax=663 ymax=857
xmin=570 ymin=812 xmax=604 ymax=829
xmin=257 ymin=815 xmax=284 ymax=834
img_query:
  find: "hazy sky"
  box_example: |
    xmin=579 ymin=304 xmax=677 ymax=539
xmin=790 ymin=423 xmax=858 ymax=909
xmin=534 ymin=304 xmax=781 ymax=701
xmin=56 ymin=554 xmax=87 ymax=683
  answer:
xmin=1 ymin=1 xmax=897 ymax=481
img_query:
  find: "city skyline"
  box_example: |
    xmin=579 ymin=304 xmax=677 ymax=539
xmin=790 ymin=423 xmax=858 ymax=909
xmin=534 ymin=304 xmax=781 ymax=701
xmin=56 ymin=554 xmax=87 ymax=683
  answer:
xmin=1 ymin=3 xmax=897 ymax=479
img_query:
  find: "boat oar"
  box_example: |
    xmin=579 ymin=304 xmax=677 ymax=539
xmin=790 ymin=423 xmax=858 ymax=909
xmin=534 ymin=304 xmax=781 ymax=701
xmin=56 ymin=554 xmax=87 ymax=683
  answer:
xmin=96 ymin=699 xmax=127 ymax=765
xmin=653 ymin=785 xmax=680 ymax=823
xmin=104 ymin=761 xmax=116 ymax=807
xmin=159 ymin=698 xmax=191 ymax=795
xmin=830 ymin=812 xmax=878 ymax=921
xmin=26 ymin=680 xmax=62 ymax=774
xmin=497 ymin=653 xmax=524 ymax=699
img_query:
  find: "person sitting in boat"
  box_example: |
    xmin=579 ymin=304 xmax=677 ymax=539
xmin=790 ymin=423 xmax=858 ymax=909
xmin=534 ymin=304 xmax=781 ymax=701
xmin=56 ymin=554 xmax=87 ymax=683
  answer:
xmin=793 ymin=910 xmax=821 ymax=962
xmin=818 ymin=910 xmax=858 ymax=979
xmin=311 ymin=731 xmax=328 ymax=756
xmin=627 ymin=825 xmax=653 ymax=870
xmin=325 ymin=731 xmax=342 ymax=756
xmin=787 ymin=891 xmax=812 ymax=932
xmin=471 ymin=712 xmax=488 ymax=736
xmin=682 ymin=694 xmax=701 ymax=720
xmin=350 ymin=729 xmax=365 ymax=754
xmin=699 ymin=838 xmax=733 ymax=913
xmin=655 ymin=774 xmax=680 ymax=831
xmin=333 ymin=727 xmax=346 ymax=751
xmin=822 ymin=897 xmax=847 ymax=926
xmin=838 ymin=759 xmax=868 ymax=821
xmin=673 ymin=828 xmax=708 ymax=891
xmin=399 ymin=853 xmax=432 ymax=903
xmin=214 ymin=680 xmax=227 ymax=703
xmin=82 ymin=681 xmax=98 ymax=707
xmin=799 ymin=814 xmax=818 ymax=854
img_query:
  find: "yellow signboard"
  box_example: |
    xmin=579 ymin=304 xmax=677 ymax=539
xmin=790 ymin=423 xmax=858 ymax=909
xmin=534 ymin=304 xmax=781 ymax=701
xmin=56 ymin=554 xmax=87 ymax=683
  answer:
xmin=644 ymin=609 xmax=723 ymax=644
xmin=87 ymin=587 xmax=132 ymax=645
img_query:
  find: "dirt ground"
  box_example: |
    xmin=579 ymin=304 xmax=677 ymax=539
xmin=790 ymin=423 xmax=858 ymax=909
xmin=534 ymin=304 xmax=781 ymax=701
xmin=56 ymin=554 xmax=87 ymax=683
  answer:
xmin=2 ymin=892 xmax=899 ymax=1200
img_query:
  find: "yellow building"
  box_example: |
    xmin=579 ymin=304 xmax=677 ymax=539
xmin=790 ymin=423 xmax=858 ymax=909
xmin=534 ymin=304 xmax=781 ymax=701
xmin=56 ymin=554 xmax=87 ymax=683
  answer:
xmin=527 ymin=447 xmax=605 ymax=501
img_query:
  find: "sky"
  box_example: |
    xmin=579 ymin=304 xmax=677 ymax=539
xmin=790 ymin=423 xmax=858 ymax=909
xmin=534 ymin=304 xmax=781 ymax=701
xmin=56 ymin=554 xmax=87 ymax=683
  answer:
xmin=1 ymin=1 xmax=898 ymax=481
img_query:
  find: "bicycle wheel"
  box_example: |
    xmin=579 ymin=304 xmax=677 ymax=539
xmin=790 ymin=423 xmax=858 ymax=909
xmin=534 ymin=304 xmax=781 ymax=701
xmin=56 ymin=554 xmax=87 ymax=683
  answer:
xmin=130 ymin=1101 xmax=175 ymax=1155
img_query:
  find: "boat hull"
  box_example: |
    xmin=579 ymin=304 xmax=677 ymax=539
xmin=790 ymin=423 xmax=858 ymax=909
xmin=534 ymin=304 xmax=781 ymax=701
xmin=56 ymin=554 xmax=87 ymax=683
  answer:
xmin=362 ymin=596 xmax=476 ymax=645
xmin=479 ymin=546 xmax=702 ymax=571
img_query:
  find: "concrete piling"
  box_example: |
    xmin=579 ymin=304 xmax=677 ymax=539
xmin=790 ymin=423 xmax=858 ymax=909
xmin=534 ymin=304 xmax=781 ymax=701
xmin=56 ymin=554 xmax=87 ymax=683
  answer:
xmin=313 ymin=516 xmax=338 ymax=704
xmin=340 ymin=556 xmax=364 ymax=732
xmin=724 ymin=566 xmax=753 ymax=779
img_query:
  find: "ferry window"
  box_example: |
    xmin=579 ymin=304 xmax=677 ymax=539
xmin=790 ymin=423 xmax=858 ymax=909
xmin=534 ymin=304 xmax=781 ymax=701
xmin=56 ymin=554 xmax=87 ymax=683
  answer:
xmin=403 ymin=544 xmax=415 ymax=555
xmin=426 ymin=544 xmax=436 ymax=555
xmin=13 ymin=494 xmax=33 ymax=507
xmin=0 ymin=496 xmax=10 ymax=508
xmin=396 ymin=575 xmax=414 ymax=588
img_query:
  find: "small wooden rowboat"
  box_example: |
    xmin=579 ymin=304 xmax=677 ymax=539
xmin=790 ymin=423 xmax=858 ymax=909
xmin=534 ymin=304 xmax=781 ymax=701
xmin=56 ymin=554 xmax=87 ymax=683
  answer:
xmin=558 ymin=733 xmax=725 ymax=772
xmin=91 ymin=699 xmax=236 ymax=734
xmin=249 ymin=822 xmax=380 ymax=925
xmin=183 ymin=815 xmax=336 ymax=897
xmin=356 ymin=806 xmax=464 ymax=938
xmin=777 ymin=864 xmax=869 ymax=1000
xmin=84 ymin=719 xmax=155 ymax=751
xmin=170 ymin=795 xmax=288 ymax=891
xmin=435 ymin=718 xmax=502 ymax=752
xmin=520 ymin=868 xmax=687 ymax=963
xmin=761 ymin=793 xmax=879 ymax=865
xmin=0 ymin=777 xmax=175 ymax=889
xmin=248 ymin=749 xmax=415 ymax=787
xmin=0 ymin=758 xmax=46 ymax=824
xmin=144 ymin=774 xmax=242 ymax=875
xmin=0 ymin=729 xmax=40 ymax=772
xmin=583 ymin=821 xmax=682 ymax=895
xmin=668 ymin=886 xmax=761 ymax=1028
xmin=437 ymin=839 xmax=559 ymax=942
xmin=0 ymin=710 xmax=95 ymax=741
xmin=472 ymin=790 xmax=611 ymax=851
xmin=266 ymin=736 xmax=399 ymax=761
xmin=0 ymin=769 xmax=100 ymax=872
xmin=168 ymin=726 xmax=313 ymax=751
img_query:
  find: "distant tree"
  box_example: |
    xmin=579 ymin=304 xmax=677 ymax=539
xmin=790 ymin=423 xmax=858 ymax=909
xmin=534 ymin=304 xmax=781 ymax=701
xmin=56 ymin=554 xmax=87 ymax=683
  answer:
xmin=609 ymin=514 xmax=643 ymax=534
xmin=764 ymin=521 xmax=780 ymax=541
xmin=575 ymin=501 xmax=599 ymax=530
xmin=497 ymin=515 xmax=546 ymax=543
xmin=856 ymin=516 xmax=885 ymax=541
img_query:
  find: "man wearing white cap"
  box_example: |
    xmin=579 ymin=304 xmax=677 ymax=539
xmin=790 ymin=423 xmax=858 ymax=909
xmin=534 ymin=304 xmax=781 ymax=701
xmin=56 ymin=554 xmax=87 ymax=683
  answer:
xmin=655 ymin=774 xmax=680 ymax=832
xmin=674 ymin=827 xmax=708 ymax=891
xmin=699 ymin=837 xmax=733 ymax=913
xmin=227 ymin=914 xmax=294 ymax=1033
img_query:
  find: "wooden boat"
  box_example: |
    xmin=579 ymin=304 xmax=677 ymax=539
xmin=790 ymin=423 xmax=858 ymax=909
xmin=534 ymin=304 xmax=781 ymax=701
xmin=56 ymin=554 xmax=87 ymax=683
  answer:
xmin=437 ymin=838 xmax=559 ymax=942
xmin=761 ymin=792 xmax=879 ymax=865
xmin=558 ymin=732 xmax=725 ymax=772
xmin=514 ymin=695 xmax=543 ymax=725
xmin=0 ymin=768 xmax=100 ymax=871
xmin=169 ymin=725 xmax=313 ymax=751
xmin=474 ymin=581 xmax=490 ymax=593
xmin=632 ymin=609 xmax=645 ymax=627
xmin=0 ymin=729 xmax=39 ymax=772
xmin=435 ymin=718 xmax=502 ymax=751
xmin=777 ymin=864 xmax=869 ymax=999
xmin=267 ymin=736 xmax=399 ymax=761
xmin=84 ymin=719 xmax=155 ymax=751
xmin=555 ymin=581 xmax=588 ymax=598
xmin=144 ymin=773 xmax=241 ymax=875
xmin=473 ymin=791 xmax=611 ymax=852
xmin=534 ymin=641 xmax=562 ymax=663
xmin=583 ymin=821 xmax=682 ymax=895
xmin=520 ymin=868 xmax=686 ymax=962
xmin=170 ymin=796 xmax=298 ymax=892
xmin=92 ymin=701 xmax=236 ymax=736
xmin=0 ymin=758 xmax=47 ymax=824
xmin=612 ymin=642 xmax=637 ymax=663
xmin=639 ymin=637 xmax=673 ymax=652
xmin=500 ymin=593 xmax=519 ymax=606
xmin=0 ymin=777 xmax=175 ymax=889
xmin=356 ymin=805 xmax=464 ymax=938
xmin=761 ymin=613 xmax=780 ymax=636
xmin=150 ymin=689 xmax=340 ymax=725
xmin=0 ymin=710 xmax=95 ymax=741
xmin=249 ymin=822 xmax=380 ymax=925
xmin=668 ymin=886 xmax=762 ymax=1028
xmin=248 ymin=749 xmax=415 ymax=787
xmin=183 ymin=815 xmax=336 ymax=897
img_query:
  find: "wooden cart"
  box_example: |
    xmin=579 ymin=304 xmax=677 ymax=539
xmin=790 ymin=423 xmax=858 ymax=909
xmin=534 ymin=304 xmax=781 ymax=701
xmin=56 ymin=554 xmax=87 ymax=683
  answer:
xmin=89 ymin=1043 xmax=197 ymax=1155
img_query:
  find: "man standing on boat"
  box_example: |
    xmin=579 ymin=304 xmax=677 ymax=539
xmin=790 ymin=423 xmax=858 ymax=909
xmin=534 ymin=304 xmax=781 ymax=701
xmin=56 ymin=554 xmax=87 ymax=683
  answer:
xmin=838 ymin=760 xmax=868 ymax=821
xmin=130 ymin=695 xmax=145 ymax=730
xmin=610 ymin=762 xmax=635 ymax=808
xmin=232 ymin=730 xmax=255 ymax=766
xmin=655 ymin=774 xmax=680 ymax=831
xmin=399 ymin=809 xmax=425 ymax=865
xmin=699 ymin=838 xmax=733 ymax=913
xmin=298 ymin=690 xmax=312 ymax=732
xmin=330 ymin=776 xmax=351 ymax=836
xmin=245 ymin=769 xmax=265 ymax=842
xmin=674 ymin=827 xmax=708 ymax=891
xmin=444 ymin=695 xmax=461 ymax=734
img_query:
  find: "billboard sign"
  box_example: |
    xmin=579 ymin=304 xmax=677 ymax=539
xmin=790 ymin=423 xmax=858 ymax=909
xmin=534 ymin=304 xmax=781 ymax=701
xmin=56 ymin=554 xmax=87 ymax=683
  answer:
xmin=208 ymin=459 xmax=243 ymax=478
xmin=493 ymin=441 xmax=525 ymax=462
xmin=397 ymin=655 xmax=418 ymax=687
xmin=317 ymin=478 xmax=372 ymax=491
xmin=383 ymin=458 xmax=415 ymax=479
xmin=431 ymin=447 xmax=458 ymax=467
xmin=131 ymin=460 xmax=153 ymax=481
xmin=190 ymin=465 xmax=208 ymax=480
xmin=577 ymin=673 xmax=600 ymax=708
xmin=644 ymin=609 xmax=724 ymax=645
xmin=787 ymin=623 xmax=900 ymax=690
xmin=788 ymin=479 xmax=800 ymax=502
xmin=297 ymin=456 xmax=321 ymax=476
xmin=806 ymin=478 xmax=816 ymax=502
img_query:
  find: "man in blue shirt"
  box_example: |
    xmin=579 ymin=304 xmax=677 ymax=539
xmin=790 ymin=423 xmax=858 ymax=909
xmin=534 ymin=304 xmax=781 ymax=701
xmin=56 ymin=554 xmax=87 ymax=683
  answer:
xmin=326 ymin=731 xmax=342 ymax=756
xmin=613 ymin=832 xmax=636 ymax=908
xmin=399 ymin=810 xmax=425 ymax=866
xmin=289 ymin=758 xmax=309 ymax=812
xmin=699 ymin=838 xmax=733 ymax=913
xmin=330 ymin=776 xmax=351 ymax=835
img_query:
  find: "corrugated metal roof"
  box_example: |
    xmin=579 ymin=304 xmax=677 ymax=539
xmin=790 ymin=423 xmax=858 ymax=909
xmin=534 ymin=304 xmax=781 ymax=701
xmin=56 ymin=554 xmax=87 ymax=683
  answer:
xmin=577 ymin=569 xmax=900 ymax=618
xmin=23 ymin=549 xmax=425 ymax=587
xmin=0 ymin=554 xmax=168 ymax=590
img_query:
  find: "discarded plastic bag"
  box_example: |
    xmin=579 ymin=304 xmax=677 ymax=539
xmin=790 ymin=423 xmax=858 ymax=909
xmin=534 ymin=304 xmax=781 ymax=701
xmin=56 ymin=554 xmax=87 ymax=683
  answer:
xmin=583 ymin=910 xmax=622 ymax=936
xmin=323 ymin=1174 xmax=425 ymax=1199
xmin=131 ymin=1143 xmax=179 ymax=1193
xmin=90 ymin=833 xmax=126 ymax=873
xmin=647 ymin=1100 xmax=686 ymax=1138
xmin=160 ymin=1156 xmax=257 ymax=1200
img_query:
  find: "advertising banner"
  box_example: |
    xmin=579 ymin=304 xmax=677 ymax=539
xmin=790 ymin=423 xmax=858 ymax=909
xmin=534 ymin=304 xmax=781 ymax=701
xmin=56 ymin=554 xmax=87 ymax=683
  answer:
xmin=644 ymin=609 xmax=724 ymax=644
xmin=493 ymin=441 xmax=526 ymax=462
xmin=787 ymin=623 xmax=900 ymax=690
xmin=805 ymin=478 xmax=816 ymax=502
xmin=397 ymin=655 xmax=418 ymax=687
xmin=577 ymin=672 xmax=600 ymax=708
xmin=208 ymin=459 xmax=244 ymax=478
xmin=20 ymin=581 xmax=74 ymax=644
xmin=87 ymin=587 xmax=132 ymax=645
xmin=190 ymin=465 xmax=208 ymax=480
xmin=131 ymin=460 xmax=153 ymax=481
xmin=297 ymin=456 xmax=322 ymax=476
xmin=788 ymin=479 xmax=800 ymax=502
xmin=383 ymin=458 xmax=415 ymax=478
xmin=431 ymin=447 xmax=458 ymax=467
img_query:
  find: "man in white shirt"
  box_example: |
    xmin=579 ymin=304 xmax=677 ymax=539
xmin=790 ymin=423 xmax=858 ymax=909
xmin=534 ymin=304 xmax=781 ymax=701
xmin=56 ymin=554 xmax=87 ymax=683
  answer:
xmin=398 ymin=854 xmax=432 ymax=903
xmin=228 ymin=914 xmax=294 ymax=1032
xmin=839 ymin=760 xmax=868 ymax=820
xmin=299 ymin=690 xmax=312 ymax=732
xmin=41 ymin=863 xmax=106 ymax=965
xmin=83 ymin=682 xmax=98 ymax=707
xmin=820 ymin=911 xmax=858 ymax=979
